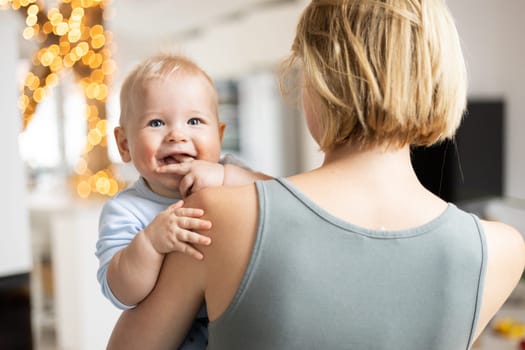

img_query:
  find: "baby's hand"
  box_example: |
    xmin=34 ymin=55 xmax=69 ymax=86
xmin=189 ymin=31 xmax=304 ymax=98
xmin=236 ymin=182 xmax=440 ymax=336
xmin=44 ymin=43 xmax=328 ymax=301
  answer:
xmin=157 ymin=160 xmax=225 ymax=197
xmin=144 ymin=201 xmax=212 ymax=260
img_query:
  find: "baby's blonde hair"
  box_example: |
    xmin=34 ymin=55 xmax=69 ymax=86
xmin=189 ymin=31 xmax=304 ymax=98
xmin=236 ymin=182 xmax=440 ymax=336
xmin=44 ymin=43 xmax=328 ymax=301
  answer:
xmin=119 ymin=54 xmax=217 ymax=125
xmin=282 ymin=0 xmax=467 ymax=151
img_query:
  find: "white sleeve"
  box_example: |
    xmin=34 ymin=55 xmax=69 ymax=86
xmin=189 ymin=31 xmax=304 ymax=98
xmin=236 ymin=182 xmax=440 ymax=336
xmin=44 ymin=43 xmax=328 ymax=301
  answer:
xmin=95 ymin=198 xmax=139 ymax=310
xmin=220 ymin=153 xmax=253 ymax=170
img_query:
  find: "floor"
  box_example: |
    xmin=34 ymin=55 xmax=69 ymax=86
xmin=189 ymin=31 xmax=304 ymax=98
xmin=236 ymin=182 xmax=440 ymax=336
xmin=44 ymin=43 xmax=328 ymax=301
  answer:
xmin=37 ymin=329 xmax=56 ymax=350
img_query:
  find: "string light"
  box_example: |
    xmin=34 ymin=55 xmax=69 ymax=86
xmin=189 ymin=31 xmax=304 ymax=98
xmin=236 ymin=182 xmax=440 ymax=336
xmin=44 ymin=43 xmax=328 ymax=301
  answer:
xmin=2 ymin=0 xmax=125 ymax=198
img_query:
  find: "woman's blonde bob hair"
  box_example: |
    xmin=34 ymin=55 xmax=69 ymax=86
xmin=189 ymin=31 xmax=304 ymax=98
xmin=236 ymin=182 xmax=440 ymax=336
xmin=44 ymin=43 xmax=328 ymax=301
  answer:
xmin=282 ymin=0 xmax=467 ymax=151
xmin=119 ymin=54 xmax=217 ymax=125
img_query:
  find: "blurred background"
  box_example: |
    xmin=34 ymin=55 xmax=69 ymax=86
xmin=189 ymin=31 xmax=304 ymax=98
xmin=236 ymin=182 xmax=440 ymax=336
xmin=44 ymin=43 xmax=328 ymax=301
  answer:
xmin=0 ymin=0 xmax=524 ymax=349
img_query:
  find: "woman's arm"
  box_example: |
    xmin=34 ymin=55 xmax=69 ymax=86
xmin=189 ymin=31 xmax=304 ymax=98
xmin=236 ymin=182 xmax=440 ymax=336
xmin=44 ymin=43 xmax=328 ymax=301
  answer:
xmin=475 ymin=220 xmax=525 ymax=339
xmin=107 ymin=250 xmax=206 ymax=349
xmin=106 ymin=184 xmax=259 ymax=349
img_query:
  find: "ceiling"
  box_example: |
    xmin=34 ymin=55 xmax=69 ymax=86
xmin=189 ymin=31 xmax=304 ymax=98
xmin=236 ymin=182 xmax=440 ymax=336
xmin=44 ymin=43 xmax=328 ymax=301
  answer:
xmin=110 ymin=0 xmax=294 ymax=43
xmin=108 ymin=0 xmax=304 ymax=78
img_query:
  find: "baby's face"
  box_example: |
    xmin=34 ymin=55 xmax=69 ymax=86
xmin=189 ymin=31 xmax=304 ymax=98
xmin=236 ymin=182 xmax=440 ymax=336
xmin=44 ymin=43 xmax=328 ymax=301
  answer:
xmin=120 ymin=72 xmax=224 ymax=197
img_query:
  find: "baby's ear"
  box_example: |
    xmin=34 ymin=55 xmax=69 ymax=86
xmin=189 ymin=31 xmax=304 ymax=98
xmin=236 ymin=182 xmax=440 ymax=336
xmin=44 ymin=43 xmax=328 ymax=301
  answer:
xmin=114 ymin=126 xmax=131 ymax=162
xmin=218 ymin=122 xmax=226 ymax=142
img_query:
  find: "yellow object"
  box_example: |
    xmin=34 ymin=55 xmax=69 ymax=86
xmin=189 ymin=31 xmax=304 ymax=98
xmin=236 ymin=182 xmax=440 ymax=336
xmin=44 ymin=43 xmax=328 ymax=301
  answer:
xmin=493 ymin=318 xmax=525 ymax=339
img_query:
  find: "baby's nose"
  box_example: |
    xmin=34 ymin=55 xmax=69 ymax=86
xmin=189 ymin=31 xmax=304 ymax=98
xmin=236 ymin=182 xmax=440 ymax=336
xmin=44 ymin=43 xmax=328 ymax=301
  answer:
xmin=165 ymin=128 xmax=188 ymax=142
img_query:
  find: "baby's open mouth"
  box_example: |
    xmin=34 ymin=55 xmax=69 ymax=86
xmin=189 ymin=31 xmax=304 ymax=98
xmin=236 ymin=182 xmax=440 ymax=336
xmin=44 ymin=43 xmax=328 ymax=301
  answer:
xmin=161 ymin=154 xmax=194 ymax=165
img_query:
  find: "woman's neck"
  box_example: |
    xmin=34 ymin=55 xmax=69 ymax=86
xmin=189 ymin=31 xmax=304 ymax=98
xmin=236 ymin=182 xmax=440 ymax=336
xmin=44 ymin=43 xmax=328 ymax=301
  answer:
xmin=293 ymin=142 xmax=446 ymax=230
xmin=322 ymin=143 xmax=417 ymax=182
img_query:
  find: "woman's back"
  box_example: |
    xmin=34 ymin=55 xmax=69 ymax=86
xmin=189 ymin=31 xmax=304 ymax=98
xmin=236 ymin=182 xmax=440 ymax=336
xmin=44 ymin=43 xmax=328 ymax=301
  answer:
xmin=201 ymin=147 xmax=524 ymax=349
xmin=207 ymin=178 xmax=486 ymax=350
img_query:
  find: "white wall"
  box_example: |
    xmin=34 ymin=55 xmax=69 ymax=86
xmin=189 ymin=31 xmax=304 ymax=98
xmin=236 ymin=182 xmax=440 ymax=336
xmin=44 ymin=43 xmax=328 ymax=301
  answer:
xmin=179 ymin=1 xmax=309 ymax=80
xmin=238 ymin=72 xmax=287 ymax=176
xmin=49 ymin=203 xmax=120 ymax=350
xmin=237 ymin=71 xmax=304 ymax=176
xmin=448 ymin=0 xmax=525 ymax=201
xmin=0 ymin=11 xmax=32 ymax=277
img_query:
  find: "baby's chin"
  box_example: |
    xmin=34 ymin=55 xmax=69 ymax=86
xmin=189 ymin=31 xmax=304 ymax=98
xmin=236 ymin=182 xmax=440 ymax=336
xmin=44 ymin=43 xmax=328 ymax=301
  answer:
xmin=145 ymin=176 xmax=183 ymax=198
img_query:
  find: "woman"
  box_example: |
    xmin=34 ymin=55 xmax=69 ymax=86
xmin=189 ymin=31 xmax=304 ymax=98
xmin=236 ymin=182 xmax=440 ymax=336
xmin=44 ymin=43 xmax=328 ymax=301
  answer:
xmin=107 ymin=0 xmax=525 ymax=349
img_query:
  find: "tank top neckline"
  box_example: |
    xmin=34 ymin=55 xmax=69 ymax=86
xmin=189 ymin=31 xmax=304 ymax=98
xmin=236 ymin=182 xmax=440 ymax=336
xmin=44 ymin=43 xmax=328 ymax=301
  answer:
xmin=275 ymin=177 xmax=455 ymax=239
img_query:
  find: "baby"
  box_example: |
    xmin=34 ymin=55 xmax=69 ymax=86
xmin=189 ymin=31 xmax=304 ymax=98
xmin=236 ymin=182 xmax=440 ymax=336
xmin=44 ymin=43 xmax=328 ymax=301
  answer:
xmin=96 ymin=54 xmax=269 ymax=349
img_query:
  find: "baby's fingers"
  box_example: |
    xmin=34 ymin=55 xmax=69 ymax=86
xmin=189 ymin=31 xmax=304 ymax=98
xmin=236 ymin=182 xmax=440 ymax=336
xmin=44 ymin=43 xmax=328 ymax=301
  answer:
xmin=179 ymin=174 xmax=195 ymax=198
xmin=168 ymin=200 xmax=185 ymax=211
xmin=156 ymin=162 xmax=192 ymax=175
xmin=174 ymin=206 xmax=205 ymax=218
xmin=176 ymin=216 xmax=212 ymax=232
xmin=176 ymin=229 xmax=212 ymax=246
xmin=177 ymin=243 xmax=205 ymax=260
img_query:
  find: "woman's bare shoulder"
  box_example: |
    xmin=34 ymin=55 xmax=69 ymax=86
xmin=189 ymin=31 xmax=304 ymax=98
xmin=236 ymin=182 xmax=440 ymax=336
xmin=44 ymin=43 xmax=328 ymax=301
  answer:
xmin=183 ymin=184 xmax=261 ymax=320
xmin=481 ymin=219 xmax=525 ymax=258
xmin=475 ymin=219 xmax=525 ymax=338
xmin=183 ymin=184 xmax=260 ymax=256
xmin=481 ymin=219 xmax=524 ymax=287
xmin=185 ymin=184 xmax=259 ymax=221
xmin=481 ymin=219 xmax=524 ymax=293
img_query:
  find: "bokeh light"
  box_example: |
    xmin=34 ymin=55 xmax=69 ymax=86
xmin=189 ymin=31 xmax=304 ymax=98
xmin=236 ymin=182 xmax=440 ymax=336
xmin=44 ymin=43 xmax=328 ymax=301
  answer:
xmin=2 ymin=0 xmax=125 ymax=198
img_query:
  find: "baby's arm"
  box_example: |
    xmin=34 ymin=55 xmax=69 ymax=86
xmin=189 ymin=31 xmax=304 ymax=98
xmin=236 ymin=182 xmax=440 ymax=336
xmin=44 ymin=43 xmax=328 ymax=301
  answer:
xmin=223 ymin=163 xmax=272 ymax=186
xmin=104 ymin=201 xmax=211 ymax=306
xmin=157 ymin=160 xmax=271 ymax=197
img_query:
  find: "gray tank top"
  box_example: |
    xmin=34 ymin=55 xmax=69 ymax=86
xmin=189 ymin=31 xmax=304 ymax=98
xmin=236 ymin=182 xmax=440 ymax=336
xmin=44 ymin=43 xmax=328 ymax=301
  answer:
xmin=208 ymin=178 xmax=487 ymax=350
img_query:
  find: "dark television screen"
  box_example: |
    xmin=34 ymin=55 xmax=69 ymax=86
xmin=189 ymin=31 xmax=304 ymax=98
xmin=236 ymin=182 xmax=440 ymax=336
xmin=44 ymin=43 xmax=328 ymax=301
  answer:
xmin=411 ymin=100 xmax=504 ymax=203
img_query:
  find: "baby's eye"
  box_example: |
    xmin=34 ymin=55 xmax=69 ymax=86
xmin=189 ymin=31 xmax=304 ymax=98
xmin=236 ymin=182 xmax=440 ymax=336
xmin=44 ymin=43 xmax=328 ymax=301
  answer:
xmin=148 ymin=119 xmax=164 ymax=128
xmin=187 ymin=118 xmax=202 ymax=126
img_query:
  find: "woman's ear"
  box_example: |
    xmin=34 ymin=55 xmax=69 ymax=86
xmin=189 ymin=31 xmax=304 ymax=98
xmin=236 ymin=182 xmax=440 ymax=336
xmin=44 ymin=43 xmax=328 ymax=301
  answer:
xmin=114 ymin=126 xmax=132 ymax=163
